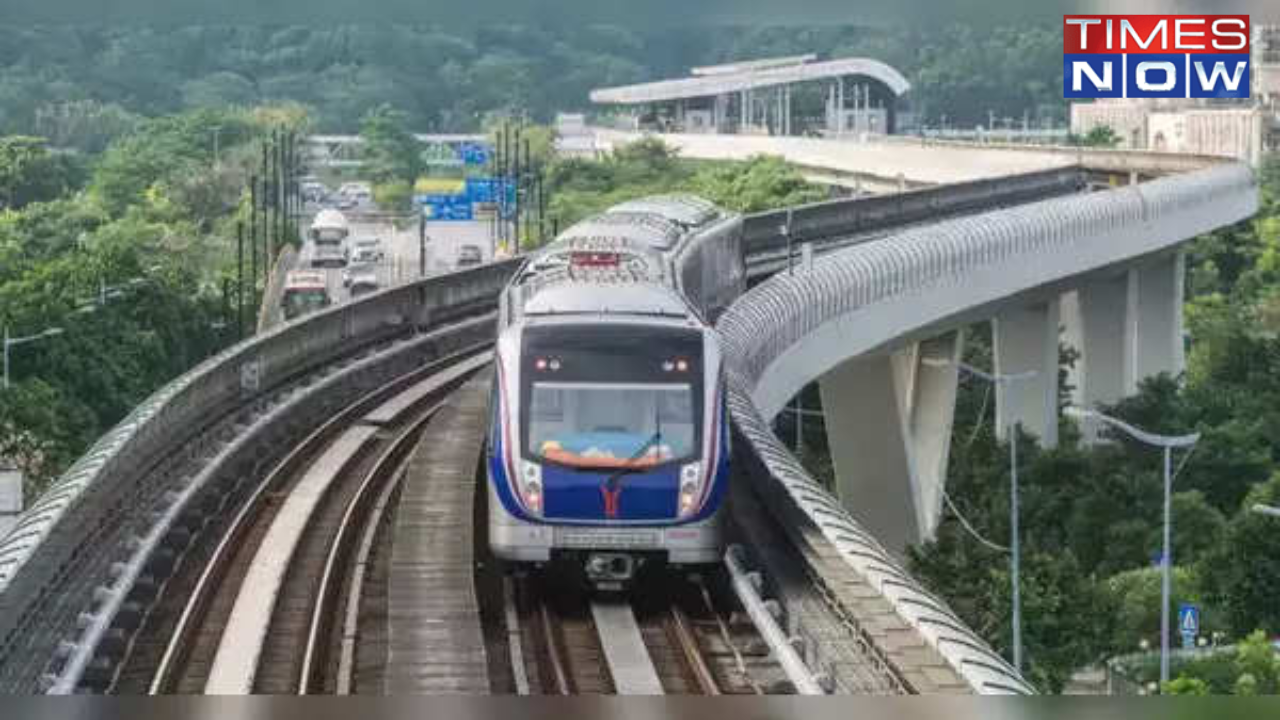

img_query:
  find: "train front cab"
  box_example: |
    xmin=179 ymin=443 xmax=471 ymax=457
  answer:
xmin=487 ymin=320 xmax=729 ymax=587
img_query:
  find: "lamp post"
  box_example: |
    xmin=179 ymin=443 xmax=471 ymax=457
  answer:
xmin=1064 ymin=406 xmax=1200 ymax=687
xmin=923 ymin=357 xmax=1036 ymax=672
xmin=77 ymin=267 xmax=163 ymax=314
xmin=3 ymin=326 xmax=65 ymax=390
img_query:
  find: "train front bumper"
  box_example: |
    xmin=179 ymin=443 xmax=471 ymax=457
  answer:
xmin=489 ymin=486 xmax=722 ymax=564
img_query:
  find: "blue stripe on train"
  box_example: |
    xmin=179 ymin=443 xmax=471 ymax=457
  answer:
xmin=543 ymin=464 xmax=679 ymax=521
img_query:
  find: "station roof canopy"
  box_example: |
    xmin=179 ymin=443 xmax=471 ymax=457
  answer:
xmin=590 ymin=56 xmax=911 ymax=106
xmin=690 ymin=54 xmax=817 ymax=76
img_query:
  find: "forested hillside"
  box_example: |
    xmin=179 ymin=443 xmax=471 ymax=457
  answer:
xmin=0 ymin=23 xmax=1065 ymax=137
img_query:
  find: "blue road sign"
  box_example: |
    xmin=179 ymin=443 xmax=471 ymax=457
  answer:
xmin=1179 ymin=603 xmax=1200 ymax=638
xmin=458 ymin=141 xmax=491 ymax=166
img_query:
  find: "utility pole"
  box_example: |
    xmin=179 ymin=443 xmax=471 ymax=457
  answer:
xmin=274 ymin=131 xmax=284 ymax=255
xmin=523 ymin=136 xmax=532 ymax=250
xmin=418 ymin=207 xmax=426 ymax=277
xmin=503 ymin=122 xmax=512 ymax=246
xmin=237 ymin=221 xmax=245 ymax=340
xmin=260 ymin=142 xmax=270 ymax=276
xmin=537 ymin=170 xmax=546 ymax=245
xmin=1064 ymin=407 xmax=1200 ymax=687
xmin=249 ymin=176 xmax=259 ymax=305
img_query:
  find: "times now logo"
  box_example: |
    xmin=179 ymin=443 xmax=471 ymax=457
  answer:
xmin=1064 ymin=15 xmax=1250 ymax=99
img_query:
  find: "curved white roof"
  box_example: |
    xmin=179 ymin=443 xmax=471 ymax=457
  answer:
xmin=590 ymin=57 xmax=911 ymax=105
xmin=311 ymin=209 xmax=349 ymax=230
xmin=525 ymin=283 xmax=689 ymax=317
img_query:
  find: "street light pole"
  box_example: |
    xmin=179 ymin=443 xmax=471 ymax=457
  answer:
xmin=923 ymin=358 xmax=1036 ymax=671
xmin=419 ymin=209 xmax=426 ymax=278
xmin=1064 ymin=406 xmax=1200 ymax=687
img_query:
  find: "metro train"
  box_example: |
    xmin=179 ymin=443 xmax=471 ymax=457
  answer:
xmin=487 ymin=195 xmax=745 ymax=588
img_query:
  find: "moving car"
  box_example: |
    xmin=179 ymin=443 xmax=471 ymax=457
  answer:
xmin=342 ymin=260 xmax=374 ymax=287
xmin=351 ymin=237 xmax=385 ymax=264
xmin=348 ymin=271 xmax=381 ymax=298
xmin=456 ymin=244 xmax=483 ymax=267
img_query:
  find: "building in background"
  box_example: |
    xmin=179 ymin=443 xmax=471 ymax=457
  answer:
xmin=1070 ymin=25 xmax=1280 ymax=166
xmin=590 ymin=54 xmax=911 ymax=137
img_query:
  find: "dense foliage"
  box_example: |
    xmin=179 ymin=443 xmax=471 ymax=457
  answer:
xmin=0 ymin=108 xmax=299 ymax=497
xmin=543 ymin=137 xmax=828 ymax=232
xmin=0 ymin=24 xmax=1067 ymax=137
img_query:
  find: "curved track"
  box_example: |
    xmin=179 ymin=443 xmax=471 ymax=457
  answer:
xmin=138 ymin=349 xmax=490 ymax=694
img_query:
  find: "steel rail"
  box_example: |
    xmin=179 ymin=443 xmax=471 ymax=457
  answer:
xmin=300 ymin=352 xmax=491 ymax=693
xmin=668 ymin=604 xmax=720 ymax=695
xmin=147 ymin=341 xmax=491 ymax=694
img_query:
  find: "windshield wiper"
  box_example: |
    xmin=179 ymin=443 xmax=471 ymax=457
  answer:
xmin=604 ymin=404 xmax=663 ymax=492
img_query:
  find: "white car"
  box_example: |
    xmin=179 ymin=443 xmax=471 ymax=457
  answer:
xmin=351 ymin=238 xmax=385 ymax=263
xmin=348 ymin=272 xmax=381 ymax=297
xmin=342 ymin=260 xmax=374 ymax=287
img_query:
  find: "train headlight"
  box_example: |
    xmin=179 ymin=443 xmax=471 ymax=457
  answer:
xmin=678 ymin=462 xmax=703 ymax=517
xmin=519 ymin=460 xmax=543 ymax=515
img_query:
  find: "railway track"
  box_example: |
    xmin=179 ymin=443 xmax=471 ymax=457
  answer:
xmin=502 ymin=570 xmax=784 ymax=695
xmin=112 ymin=342 xmax=492 ymax=694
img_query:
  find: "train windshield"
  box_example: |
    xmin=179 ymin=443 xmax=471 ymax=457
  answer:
xmin=521 ymin=323 xmax=704 ymax=469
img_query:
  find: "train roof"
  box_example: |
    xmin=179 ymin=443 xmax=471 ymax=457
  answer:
xmin=523 ymin=283 xmax=690 ymax=318
xmin=607 ymin=194 xmax=722 ymax=227
xmin=504 ymin=193 xmax=731 ymax=326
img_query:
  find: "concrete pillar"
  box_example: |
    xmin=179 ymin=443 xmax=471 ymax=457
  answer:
xmin=837 ymin=77 xmax=845 ymax=134
xmin=911 ymin=331 xmax=966 ymax=536
xmin=1062 ymin=253 xmax=1186 ymax=444
xmin=826 ymin=83 xmax=836 ymax=134
xmin=819 ymin=331 xmax=965 ymax=557
xmin=782 ymin=87 xmax=788 ymax=135
xmin=992 ymin=300 xmax=1061 ymax=447
xmin=1070 ymin=270 xmax=1139 ymax=410
xmin=1133 ymin=252 xmax=1186 ymax=381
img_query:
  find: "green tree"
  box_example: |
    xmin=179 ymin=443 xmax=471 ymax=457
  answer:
xmin=0 ymin=136 xmax=85 ymax=209
xmin=1199 ymin=477 xmax=1280 ymax=637
xmin=689 ymin=155 xmax=828 ymax=213
xmin=1163 ymin=675 xmax=1210 ymax=695
xmin=1213 ymin=630 xmax=1280 ymax=695
xmin=372 ymin=180 xmax=413 ymax=213
xmin=359 ymin=104 xmax=423 ymax=185
xmin=1069 ymin=125 xmax=1122 ymax=148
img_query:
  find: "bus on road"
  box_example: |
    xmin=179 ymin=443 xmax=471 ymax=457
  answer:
xmin=282 ymin=270 xmax=331 ymax=320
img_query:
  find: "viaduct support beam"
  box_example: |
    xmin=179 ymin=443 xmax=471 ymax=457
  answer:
xmin=992 ymin=300 xmax=1061 ymax=448
xmin=1134 ymin=252 xmax=1186 ymax=382
xmin=819 ymin=331 xmax=963 ymax=557
xmin=1062 ymin=251 xmax=1185 ymax=430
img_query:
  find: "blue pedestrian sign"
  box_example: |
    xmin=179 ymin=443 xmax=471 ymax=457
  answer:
xmin=1179 ymin=603 xmax=1200 ymax=647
